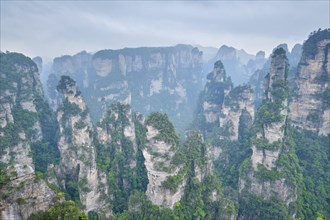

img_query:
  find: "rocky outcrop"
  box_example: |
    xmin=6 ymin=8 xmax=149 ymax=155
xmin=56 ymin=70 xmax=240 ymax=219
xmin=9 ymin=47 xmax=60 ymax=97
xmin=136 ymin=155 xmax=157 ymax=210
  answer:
xmin=0 ymin=165 xmax=57 ymax=220
xmin=252 ymin=47 xmax=288 ymax=170
xmin=0 ymin=53 xmax=43 ymax=167
xmin=195 ymin=60 xmax=232 ymax=133
xmin=221 ymin=85 xmax=255 ymax=140
xmin=0 ymin=52 xmax=57 ymax=219
xmin=289 ymin=29 xmax=330 ymax=135
xmin=46 ymin=51 xmax=92 ymax=110
xmin=184 ymin=131 xmax=216 ymax=188
xmin=248 ymin=43 xmax=302 ymax=105
xmin=183 ymin=131 xmax=236 ymax=220
xmin=55 ymin=76 xmax=110 ymax=217
xmin=47 ymin=45 xmax=203 ymax=134
xmin=143 ymin=113 xmax=185 ymax=208
xmin=96 ymin=103 xmax=148 ymax=212
xmin=97 ymin=104 xmax=138 ymax=155
xmin=239 ymin=48 xmax=297 ymax=215
xmin=196 ymin=59 xmax=255 ymax=143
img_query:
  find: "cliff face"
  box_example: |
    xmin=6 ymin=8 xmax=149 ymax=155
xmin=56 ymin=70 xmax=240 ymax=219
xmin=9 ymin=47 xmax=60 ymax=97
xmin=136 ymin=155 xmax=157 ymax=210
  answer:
xmin=142 ymin=114 xmax=235 ymax=217
xmin=55 ymin=76 xmax=110 ymax=217
xmin=239 ymin=48 xmax=298 ymax=218
xmin=194 ymin=60 xmax=256 ymax=218
xmin=195 ymin=59 xmax=254 ymax=144
xmin=194 ymin=30 xmax=329 ymax=220
xmin=221 ymin=85 xmax=255 ymax=141
xmin=96 ymin=104 xmax=138 ymax=171
xmin=0 ymin=52 xmax=57 ymax=219
xmin=0 ymin=165 xmax=57 ymax=220
xmin=195 ymin=60 xmax=232 ymax=133
xmin=143 ymin=113 xmax=185 ymax=208
xmin=96 ymin=103 xmax=148 ymax=213
xmin=250 ymin=48 xmax=289 ymax=178
xmin=52 ymin=51 xmax=92 ymax=89
xmin=182 ymin=131 xmax=236 ymax=220
xmin=47 ymin=45 xmax=203 ymax=134
xmin=289 ymin=29 xmax=330 ymax=135
xmin=248 ymin=43 xmax=302 ymax=105
xmin=0 ymin=53 xmax=43 ymax=167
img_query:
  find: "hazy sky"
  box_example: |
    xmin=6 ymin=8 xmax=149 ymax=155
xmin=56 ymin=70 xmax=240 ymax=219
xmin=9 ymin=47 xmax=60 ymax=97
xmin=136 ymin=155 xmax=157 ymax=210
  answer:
xmin=1 ymin=1 xmax=329 ymax=60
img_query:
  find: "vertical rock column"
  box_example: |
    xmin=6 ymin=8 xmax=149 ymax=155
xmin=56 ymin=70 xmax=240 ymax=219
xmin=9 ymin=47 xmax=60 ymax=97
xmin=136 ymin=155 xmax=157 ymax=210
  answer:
xmin=239 ymin=48 xmax=297 ymax=216
xmin=143 ymin=113 xmax=186 ymax=209
xmin=56 ymin=76 xmax=110 ymax=217
xmin=195 ymin=60 xmax=232 ymax=134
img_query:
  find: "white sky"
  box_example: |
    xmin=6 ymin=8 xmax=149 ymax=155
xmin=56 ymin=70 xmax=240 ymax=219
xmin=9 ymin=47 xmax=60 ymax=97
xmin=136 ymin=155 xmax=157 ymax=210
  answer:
xmin=1 ymin=1 xmax=329 ymax=60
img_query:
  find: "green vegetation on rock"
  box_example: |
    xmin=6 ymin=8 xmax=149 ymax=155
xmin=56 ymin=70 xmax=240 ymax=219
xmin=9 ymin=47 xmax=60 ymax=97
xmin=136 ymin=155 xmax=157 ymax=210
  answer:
xmin=293 ymin=129 xmax=330 ymax=219
xmin=161 ymin=175 xmax=183 ymax=192
xmin=303 ymin=29 xmax=330 ymax=58
xmin=145 ymin=112 xmax=179 ymax=147
xmin=224 ymin=85 xmax=253 ymax=112
xmin=96 ymin=103 xmax=148 ymax=213
xmin=238 ymin=194 xmax=290 ymax=220
xmin=28 ymin=200 xmax=87 ymax=220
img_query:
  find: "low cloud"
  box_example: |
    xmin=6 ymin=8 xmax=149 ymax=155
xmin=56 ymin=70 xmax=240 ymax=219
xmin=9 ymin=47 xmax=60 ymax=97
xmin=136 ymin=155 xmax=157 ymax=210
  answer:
xmin=1 ymin=1 xmax=328 ymax=59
